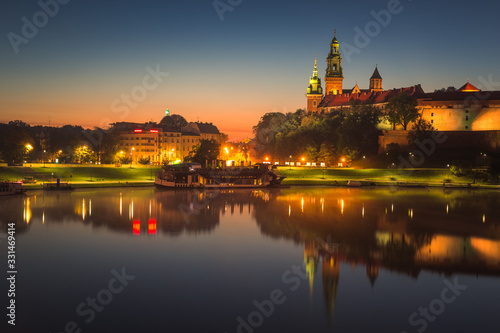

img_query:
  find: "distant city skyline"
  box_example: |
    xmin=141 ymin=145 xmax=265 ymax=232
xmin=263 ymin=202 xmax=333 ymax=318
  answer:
xmin=1 ymin=0 xmax=499 ymax=140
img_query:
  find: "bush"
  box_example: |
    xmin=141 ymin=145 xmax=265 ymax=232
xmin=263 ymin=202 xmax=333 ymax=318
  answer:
xmin=138 ymin=156 xmax=151 ymax=165
xmin=488 ymin=158 xmax=500 ymax=181
xmin=450 ymin=160 xmax=472 ymax=177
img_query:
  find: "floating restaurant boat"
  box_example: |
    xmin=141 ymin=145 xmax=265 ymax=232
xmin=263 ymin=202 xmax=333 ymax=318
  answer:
xmin=155 ymin=163 xmax=286 ymax=189
xmin=0 ymin=181 xmax=26 ymax=196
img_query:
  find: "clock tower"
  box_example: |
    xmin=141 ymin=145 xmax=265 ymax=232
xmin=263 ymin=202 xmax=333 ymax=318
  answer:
xmin=325 ymin=30 xmax=343 ymax=95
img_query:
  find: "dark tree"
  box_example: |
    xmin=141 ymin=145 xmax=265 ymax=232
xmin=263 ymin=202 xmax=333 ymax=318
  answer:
xmin=185 ymin=139 xmax=221 ymax=167
xmin=407 ymin=118 xmax=434 ymax=150
xmin=138 ymin=156 xmax=151 ymax=165
xmin=318 ymin=141 xmax=336 ymax=165
xmin=337 ymin=104 xmax=380 ymax=160
xmin=252 ymin=112 xmax=287 ymax=158
xmin=385 ymin=92 xmax=419 ymax=130
xmin=0 ymin=122 xmax=34 ymax=164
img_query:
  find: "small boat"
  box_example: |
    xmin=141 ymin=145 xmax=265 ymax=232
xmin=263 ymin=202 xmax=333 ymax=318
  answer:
xmin=155 ymin=163 xmax=286 ymax=189
xmin=0 ymin=181 xmax=26 ymax=196
xmin=347 ymin=180 xmax=362 ymax=187
xmin=43 ymin=179 xmax=74 ymax=191
xmin=22 ymin=176 xmax=37 ymax=184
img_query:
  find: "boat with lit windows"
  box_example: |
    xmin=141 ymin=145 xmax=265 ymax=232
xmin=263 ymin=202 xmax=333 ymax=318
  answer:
xmin=0 ymin=181 xmax=26 ymax=196
xmin=154 ymin=163 xmax=286 ymax=189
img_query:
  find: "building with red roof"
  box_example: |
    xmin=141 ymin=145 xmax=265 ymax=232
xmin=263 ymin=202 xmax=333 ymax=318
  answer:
xmin=306 ymin=32 xmax=500 ymax=152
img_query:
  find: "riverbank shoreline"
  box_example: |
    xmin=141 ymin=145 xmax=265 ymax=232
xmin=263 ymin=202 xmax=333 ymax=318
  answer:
xmin=18 ymin=180 xmax=500 ymax=191
xmin=2 ymin=166 xmax=499 ymax=191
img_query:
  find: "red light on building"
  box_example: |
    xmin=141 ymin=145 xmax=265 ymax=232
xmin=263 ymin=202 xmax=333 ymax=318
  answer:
xmin=148 ymin=218 xmax=157 ymax=234
xmin=149 ymin=129 xmax=159 ymax=133
xmin=134 ymin=129 xmax=143 ymax=133
xmin=133 ymin=220 xmax=140 ymax=235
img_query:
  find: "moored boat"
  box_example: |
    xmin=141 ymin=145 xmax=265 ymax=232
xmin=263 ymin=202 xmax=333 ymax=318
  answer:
xmin=0 ymin=181 xmax=26 ymax=196
xmin=155 ymin=163 xmax=286 ymax=189
xmin=43 ymin=179 xmax=74 ymax=191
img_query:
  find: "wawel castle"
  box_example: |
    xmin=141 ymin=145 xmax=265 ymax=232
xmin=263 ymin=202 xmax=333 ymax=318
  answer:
xmin=306 ymin=32 xmax=500 ymax=152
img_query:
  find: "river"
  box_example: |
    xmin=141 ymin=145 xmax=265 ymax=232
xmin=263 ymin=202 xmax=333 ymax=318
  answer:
xmin=1 ymin=187 xmax=499 ymax=332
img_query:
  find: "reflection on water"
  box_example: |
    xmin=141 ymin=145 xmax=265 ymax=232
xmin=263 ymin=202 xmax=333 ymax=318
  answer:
xmin=1 ymin=187 xmax=500 ymax=332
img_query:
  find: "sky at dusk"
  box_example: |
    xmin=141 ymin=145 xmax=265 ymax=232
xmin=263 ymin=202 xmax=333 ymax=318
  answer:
xmin=1 ymin=0 xmax=499 ymax=140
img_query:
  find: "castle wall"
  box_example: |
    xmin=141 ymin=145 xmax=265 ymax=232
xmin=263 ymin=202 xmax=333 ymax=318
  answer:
xmin=379 ymin=130 xmax=500 ymax=153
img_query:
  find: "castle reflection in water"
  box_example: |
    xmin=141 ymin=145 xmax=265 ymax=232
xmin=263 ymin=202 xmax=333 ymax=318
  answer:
xmin=2 ymin=187 xmax=500 ymax=319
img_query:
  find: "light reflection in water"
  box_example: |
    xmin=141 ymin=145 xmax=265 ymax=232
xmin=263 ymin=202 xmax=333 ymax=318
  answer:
xmin=82 ymin=199 xmax=86 ymax=221
xmin=3 ymin=187 xmax=500 ymax=333
xmin=24 ymin=197 xmax=31 ymax=224
xmin=148 ymin=218 xmax=157 ymax=234
xmin=133 ymin=219 xmax=140 ymax=235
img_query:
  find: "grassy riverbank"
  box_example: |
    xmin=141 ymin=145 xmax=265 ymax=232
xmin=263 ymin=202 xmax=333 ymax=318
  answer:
xmin=1 ymin=165 xmax=498 ymax=189
xmin=0 ymin=166 xmax=160 ymax=188
xmin=278 ymin=167 xmax=499 ymax=187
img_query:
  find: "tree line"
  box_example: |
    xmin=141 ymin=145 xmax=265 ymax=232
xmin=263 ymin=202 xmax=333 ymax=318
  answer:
xmin=0 ymin=120 xmax=117 ymax=165
xmin=252 ymin=92 xmax=430 ymax=165
xmin=252 ymin=102 xmax=381 ymax=164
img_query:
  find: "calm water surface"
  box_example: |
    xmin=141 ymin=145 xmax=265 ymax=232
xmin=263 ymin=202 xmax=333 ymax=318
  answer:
xmin=1 ymin=187 xmax=500 ymax=333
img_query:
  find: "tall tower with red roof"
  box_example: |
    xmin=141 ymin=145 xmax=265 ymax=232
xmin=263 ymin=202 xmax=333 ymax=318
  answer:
xmin=325 ymin=30 xmax=343 ymax=95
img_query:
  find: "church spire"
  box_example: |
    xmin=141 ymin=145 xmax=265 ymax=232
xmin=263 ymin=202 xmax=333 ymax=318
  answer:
xmin=306 ymin=56 xmax=323 ymax=113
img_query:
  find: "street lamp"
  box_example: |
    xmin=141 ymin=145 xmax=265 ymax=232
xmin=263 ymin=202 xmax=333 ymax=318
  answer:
xmin=289 ymin=155 xmax=292 ymax=170
xmin=43 ymin=150 xmax=47 ymax=167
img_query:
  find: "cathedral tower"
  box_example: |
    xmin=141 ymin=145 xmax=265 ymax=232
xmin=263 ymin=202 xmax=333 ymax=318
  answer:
xmin=325 ymin=30 xmax=343 ymax=95
xmin=369 ymin=66 xmax=383 ymax=92
xmin=306 ymin=57 xmax=323 ymax=112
